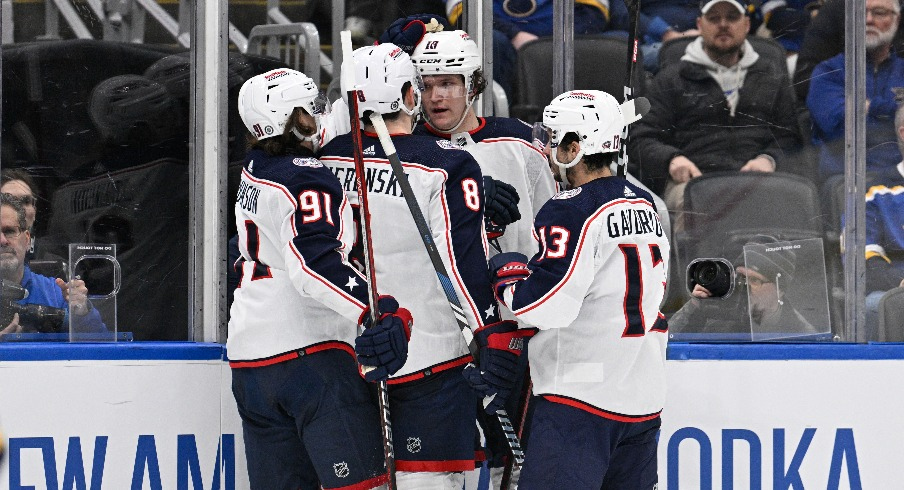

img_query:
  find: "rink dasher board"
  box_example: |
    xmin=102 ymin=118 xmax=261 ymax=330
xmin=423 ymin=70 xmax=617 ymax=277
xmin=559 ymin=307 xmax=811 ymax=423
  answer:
xmin=2 ymin=342 xmax=904 ymax=489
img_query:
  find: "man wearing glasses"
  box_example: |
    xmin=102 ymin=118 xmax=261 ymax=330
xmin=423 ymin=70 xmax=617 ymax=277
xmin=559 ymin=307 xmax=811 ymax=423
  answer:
xmin=0 ymin=194 xmax=106 ymax=335
xmin=669 ymin=237 xmax=816 ymax=335
xmin=807 ymin=0 xmax=904 ymax=182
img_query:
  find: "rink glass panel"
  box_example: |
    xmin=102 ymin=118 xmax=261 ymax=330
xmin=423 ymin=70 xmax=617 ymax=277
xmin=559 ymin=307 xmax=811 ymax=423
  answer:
xmin=0 ymin=1 xmax=878 ymax=342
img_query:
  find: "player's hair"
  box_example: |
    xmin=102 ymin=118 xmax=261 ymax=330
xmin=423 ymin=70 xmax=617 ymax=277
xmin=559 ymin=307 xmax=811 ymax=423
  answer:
xmin=559 ymin=132 xmax=617 ymax=172
xmin=470 ymin=69 xmax=488 ymax=98
xmin=248 ymin=107 xmax=310 ymax=156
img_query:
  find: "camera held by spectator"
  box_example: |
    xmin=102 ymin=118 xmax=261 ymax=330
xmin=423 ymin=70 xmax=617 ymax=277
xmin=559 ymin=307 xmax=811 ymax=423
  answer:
xmin=0 ymin=279 xmax=66 ymax=333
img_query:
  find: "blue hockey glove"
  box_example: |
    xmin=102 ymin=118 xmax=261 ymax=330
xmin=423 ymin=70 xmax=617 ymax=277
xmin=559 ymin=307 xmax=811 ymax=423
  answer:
xmin=463 ymin=320 xmax=535 ymax=414
xmin=488 ymin=252 xmax=530 ymax=302
xmin=356 ymin=295 xmax=413 ymax=382
xmin=377 ymin=15 xmax=450 ymax=54
xmin=483 ymin=176 xmax=521 ymax=227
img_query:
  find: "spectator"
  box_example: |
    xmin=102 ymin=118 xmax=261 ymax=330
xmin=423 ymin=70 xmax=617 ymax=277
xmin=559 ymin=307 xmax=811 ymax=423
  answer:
xmin=0 ymin=194 xmax=106 ymax=335
xmin=669 ymin=237 xmax=817 ymax=336
xmin=1 ymin=169 xmax=37 ymax=241
xmin=849 ymin=103 xmax=904 ymax=337
xmin=807 ymin=0 xmax=904 ymax=182
xmin=629 ymin=0 xmax=801 ymax=220
xmin=445 ymin=0 xmax=611 ymax=99
xmin=1 ymin=169 xmax=66 ymax=267
xmin=793 ymin=0 xmax=904 ymax=102
xmin=634 ymin=0 xmax=703 ymax=72
xmin=759 ymin=0 xmax=818 ymax=73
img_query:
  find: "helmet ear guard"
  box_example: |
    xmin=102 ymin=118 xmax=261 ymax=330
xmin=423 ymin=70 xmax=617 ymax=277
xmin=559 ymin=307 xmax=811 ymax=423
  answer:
xmin=541 ymin=90 xmax=649 ymax=185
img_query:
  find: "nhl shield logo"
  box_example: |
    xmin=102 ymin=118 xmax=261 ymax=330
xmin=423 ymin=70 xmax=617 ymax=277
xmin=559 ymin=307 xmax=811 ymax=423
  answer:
xmin=333 ymin=462 xmax=350 ymax=478
xmin=406 ymin=437 xmax=422 ymax=453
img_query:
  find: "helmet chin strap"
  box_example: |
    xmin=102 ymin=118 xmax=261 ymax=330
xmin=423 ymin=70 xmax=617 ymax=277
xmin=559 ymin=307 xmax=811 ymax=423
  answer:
xmin=425 ymin=93 xmax=476 ymax=134
xmin=551 ymin=144 xmax=585 ymax=187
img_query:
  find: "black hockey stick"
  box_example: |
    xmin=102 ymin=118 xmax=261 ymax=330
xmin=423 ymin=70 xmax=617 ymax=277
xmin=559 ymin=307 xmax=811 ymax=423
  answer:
xmin=500 ymin=373 xmax=532 ymax=490
xmin=369 ymin=112 xmax=526 ymax=469
xmin=341 ymin=31 xmax=397 ymax=490
xmin=617 ymin=0 xmax=641 ymax=178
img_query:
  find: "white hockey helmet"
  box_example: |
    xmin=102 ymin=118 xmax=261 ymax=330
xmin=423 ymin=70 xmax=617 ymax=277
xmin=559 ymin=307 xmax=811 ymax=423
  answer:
xmin=542 ymin=90 xmax=626 ymax=170
xmin=237 ymin=68 xmax=329 ymax=141
xmin=352 ymin=43 xmax=422 ymax=118
xmin=410 ymin=30 xmax=482 ymax=95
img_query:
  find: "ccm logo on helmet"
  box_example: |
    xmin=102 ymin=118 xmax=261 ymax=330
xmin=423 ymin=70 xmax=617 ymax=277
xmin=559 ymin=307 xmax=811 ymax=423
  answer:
xmin=265 ymin=70 xmax=288 ymax=81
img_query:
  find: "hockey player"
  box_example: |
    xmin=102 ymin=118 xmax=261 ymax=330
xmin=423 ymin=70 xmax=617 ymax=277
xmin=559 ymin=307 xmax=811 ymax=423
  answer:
xmin=319 ymin=43 xmax=525 ymax=489
xmin=227 ymin=68 xmax=412 ymax=490
xmin=479 ymin=90 xmax=670 ymax=489
xmin=407 ymin=27 xmax=557 ymax=258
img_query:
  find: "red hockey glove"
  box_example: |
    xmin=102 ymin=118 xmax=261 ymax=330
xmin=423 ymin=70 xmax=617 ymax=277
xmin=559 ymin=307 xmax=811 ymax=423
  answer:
xmin=355 ymin=295 xmax=413 ymax=382
xmin=463 ymin=320 xmax=535 ymax=414
xmin=489 ymin=252 xmax=531 ymax=302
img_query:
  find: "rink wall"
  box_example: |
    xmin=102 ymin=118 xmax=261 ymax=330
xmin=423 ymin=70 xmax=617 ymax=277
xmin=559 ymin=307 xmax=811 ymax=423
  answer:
xmin=2 ymin=342 xmax=902 ymax=489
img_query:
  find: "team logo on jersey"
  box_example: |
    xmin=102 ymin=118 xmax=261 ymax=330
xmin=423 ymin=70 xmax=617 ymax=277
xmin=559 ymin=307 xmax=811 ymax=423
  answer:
xmin=363 ymin=145 xmax=376 ymax=156
xmin=248 ymin=160 xmax=254 ymax=173
xmin=623 ymin=186 xmax=636 ymax=197
xmin=436 ymin=140 xmax=462 ymax=150
xmin=553 ymin=188 xmax=582 ymax=200
xmin=345 ymin=276 xmax=359 ymax=291
xmin=406 ymin=437 xmax=422 ymax=453
xmin=333 ymin=462 xmax=350 ymax=478
xmin=292 ymin=157 xmax=322 ymax=168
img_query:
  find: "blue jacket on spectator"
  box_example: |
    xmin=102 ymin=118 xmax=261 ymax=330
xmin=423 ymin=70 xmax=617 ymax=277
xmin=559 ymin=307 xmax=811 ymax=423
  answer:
xmin=808 ymin=52 xmax=904 ymax=181
xmin=637 ymin=0 xmax=701 ymax=44
xmin=18 ymin=265 xmax=107 ymax=333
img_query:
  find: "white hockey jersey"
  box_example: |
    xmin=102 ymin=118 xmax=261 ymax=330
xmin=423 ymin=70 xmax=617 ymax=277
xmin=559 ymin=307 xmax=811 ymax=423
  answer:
xmin=416 ymin=117 xmax=558 ymax=259
xmin=319 ymin=131 xmax=501 ymax=381
xmin=227 ymin=148 xmax=368 ymax=362
xmin=499 ymin=176 xmax=670 ymax=420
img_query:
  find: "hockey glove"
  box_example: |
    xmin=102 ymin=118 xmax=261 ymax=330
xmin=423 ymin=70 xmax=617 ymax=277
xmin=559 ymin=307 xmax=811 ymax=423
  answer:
xmin=377 ymin=15 xmax=449 ymax=54
xmin=355 ymin=295 xmax=413 ymax=382
xmin=483 ymin=176 xmax=521 ymax=227
xmin=489 ymin=252 xmax=531 ymax=303
xmin=463 ymin=320 xmax=535 ymax=414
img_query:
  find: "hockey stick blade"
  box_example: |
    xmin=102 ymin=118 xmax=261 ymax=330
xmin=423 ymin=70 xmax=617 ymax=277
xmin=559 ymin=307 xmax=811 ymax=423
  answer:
xmin=369 ymin=112 xmax=525 ymax=467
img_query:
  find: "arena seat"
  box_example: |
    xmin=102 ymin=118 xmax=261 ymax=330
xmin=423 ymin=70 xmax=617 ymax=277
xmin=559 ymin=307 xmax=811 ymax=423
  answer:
xmin=511 ymin=34 xmax=647 ymax=124
xmin=879 ymin=287 xmax=904 ymax=342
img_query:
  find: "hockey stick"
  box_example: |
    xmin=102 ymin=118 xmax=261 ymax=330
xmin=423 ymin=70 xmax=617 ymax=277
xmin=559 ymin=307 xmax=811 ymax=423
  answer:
xmin=368 ymin=112 xmax=526 ymax=469
xmin=500 ymin=373 xmax=532 ymax=490
xmin=341 ymin=30 xmax=396 ymax=490
xmin=617 ymin=0 xmax=641 ymax=178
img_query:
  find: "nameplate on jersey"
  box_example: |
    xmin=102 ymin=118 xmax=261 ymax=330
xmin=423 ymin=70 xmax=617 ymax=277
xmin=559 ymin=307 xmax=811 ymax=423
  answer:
xmin=607 ymin=208 xmax=663 ymax=238
xmin=552 ymin=188 xmax=582 ymax=200
xmin=329 ymin=166 xmax=405 ymax=198
xmin=292 ymin=157 xmax=322 ymax=168
xmin=236 ymin=180 xmax=260 ymax=214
